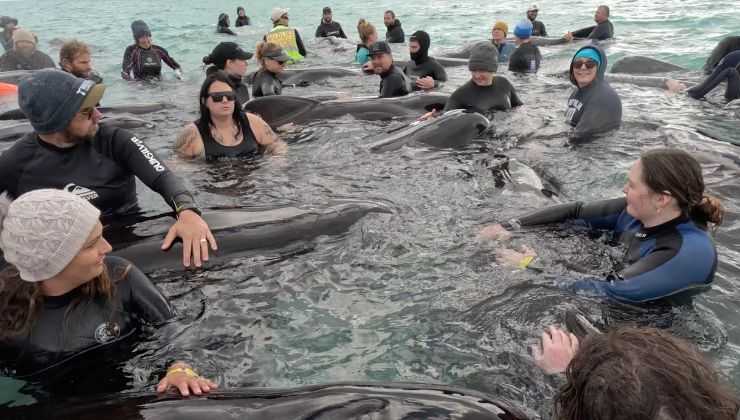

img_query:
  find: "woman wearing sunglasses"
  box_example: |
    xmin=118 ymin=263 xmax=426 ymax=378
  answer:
xmin=175 ymin=71 xmax=286 ymax=161
xmin=565 ymin=45 xmax=622 ymax=141
xmin=251 ymin=42 xmax=289 ymax=98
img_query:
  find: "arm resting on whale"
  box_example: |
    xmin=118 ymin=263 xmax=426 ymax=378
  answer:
xmin=246 ymin=113 xmax=287 ymax=155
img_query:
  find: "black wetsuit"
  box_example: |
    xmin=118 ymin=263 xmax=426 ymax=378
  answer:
xmin=403 ymin=58 xmax=447 ymax=90
xmin=689 ymin=50 xmax=740 ymax=101
xmin=386 ymin=20 xmax=405 ymax=43
xmin=703 ymin=36 xmax=740 ymax=74
xmin=505 ymin=198 xmax=717 ymax=304
xmin=252 ymin=69 xmax=283 ymax=97
xmin=444 ymin=78 xmax=523 ymax=114
xmin=379 ymin=65 xmax=411 ymax=98
xmin=217 ymin=25 xmax=236 ymax=36
xmin=565 ymin=45 xmax=622 ymax=140
xmin=531 ymin=20 xmax=547 ymax=37
xmin=195 ymin=117 xmax=262 ymax=161
xmin=571 ymin=20 xmax=614 ymax=41
xmin=121 ymin=44 xmax=180 ymax=81
xmin=508 ymin=43 xmax=542 ymax=73
xmin=315 ymin=20 xmax=347 ymax=38
xmin=0 ymin=33 xmax=11 ymax=52
xmin=0 ymin=256 xmax=174 ymax=379
xmin=61 ymin=67 xmax=104 ymax=84
xmin=0 ymin=125 xmax=197 ymax=218
xmin=0 ymin=50 xmax=55 ymax=71
xmin=235 ymin=16 xmax=250 ymax=27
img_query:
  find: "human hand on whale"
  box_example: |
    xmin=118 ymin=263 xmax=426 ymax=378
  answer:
xmin=157 ymin=361 xmax=218 ymax=397
xmin=161 ymin=209 xmax=218 ymax=268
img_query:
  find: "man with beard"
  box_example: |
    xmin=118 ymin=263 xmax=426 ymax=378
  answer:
xmin=384 ymin=10 xmax=405 ymax=43
xmin=369 ymin=41 xmax=410 ymax=98
xmin=402 ymin=30 xmax=447 ymax=91
xmin=0 ymin=28 xmax=55 ymax=71
xmin=0 ymin=70 xmax=217 ymax=269
xmin=315 ymin=7 xmax=347 ymax=38
xmin=59 ymin=40 xmax=103 ymax=83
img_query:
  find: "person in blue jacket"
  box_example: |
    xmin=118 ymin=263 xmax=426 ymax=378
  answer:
xmin=480 ymin=148 xmax=723 ymax=305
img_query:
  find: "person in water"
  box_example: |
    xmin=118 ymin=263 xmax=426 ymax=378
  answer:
xmin=443 ymin=42 xmax=522 ymax=114
xmin=0 ymin=16 xmax=18 ymax=52
xmin=403 ymin=30 xmax=447 ymax=91
xmin=526 ymin=5 xmax=547 ymax=37
xmin=533 ymin=326 xmax=739 ymax=419
xmin=491 ymin=21 xmax=516 ymax=63
xmin=666 ymin=50 xmax=740 ymax=102
xmin=235 ymin=7 xmax=251 ymax=27
xmin=252 ymin=42 xmax=288 ymax=98
xmin=203 ymin=41 xmax=253 ymax=105
xmin=121 ymin=20 xmax=183 ymax=81
xmin=564 ymin=5 xmax=614 ymax=42
xmin=0 ymin=28 xmax=55 ymax=72
xmin=315 ymin=7 xmax=347 ymax=39
xmin=0 ymin=189 xmax=218 ymax=397
xmin=480 ymin=148 xmax=722 ymax=305
xmin=217 ymin=13 xmax=236 ymax=36
xmin=564 ymin=45 xmax=622 ymax=140
xmin=508 ymin=21 xmax=542 ymax=73
xmin=355 ymin=19 xmax=378 ymax=66
xmin=0 ymin=70 xmax=216 ymax=268
xmin=384 ymin=10 xmax=404 ymax=43
xmin=59 ymin=40 xmax=103 ymax=83
xmin=264 ymin=8 xmax=306 ymax=64
xmin=703 ymin=35 xmax=740 ymax=74
xmin=176 ymin=72 xmax=286 ymax=161
xmin=369 ymin=41 xmax=411 ymax=98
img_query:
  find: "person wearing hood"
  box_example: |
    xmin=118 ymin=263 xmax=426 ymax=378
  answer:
xmin=564 ymin=5 xmax=614 ymax=42
xmin=59 ymin=40 xmax=103 ymax=84
xmin=203 ymin=42 xmax=253 ymax=105
xmin=355 ymin=19 xmax=378 ymax=66
xmin=252 ymin=42 xmax=289 ymax=98
xmin=403 ymin=30 xmax=447 ymax=91
xmin=666 ymin=50 xmax=740 ymax=102
xmin=0 ymin=16 xmax=18 ymax=52
xmin=508 ymin=21 xmax=542 ymax=73
xmin=565 ymin=45 xmax=622 ymax=140
xmin=217 ymin=13 xmax=236 ymax=36
xmin=526 ymin=5 xmax=547 ymax=37
xmin=384 ymin=10 xmax=404 ymax=43
xmin=703 ymin=36 xmax=740 ymax=75
xmin=369 ymin=41 xmax=410 ymax=98
xmin=0 ymin=29 xmax=55 ymax=72
xmin=121 ymin=20 xmax=182 ymax=81
xmin=491 ymin=21 xmax=516 ymax=62
xmin=264 ymin=8 xmax=306 ymax=64
xmin=235 ymin=7 xmax=251 ymax=27
xmin=443 ymin=41 xmax=522 ymax=115
xmin=315 ymin=7 xmax=347 ymax=38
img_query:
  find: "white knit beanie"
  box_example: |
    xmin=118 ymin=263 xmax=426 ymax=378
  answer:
xmin=0 ymin=189 xmax=101 ymax=282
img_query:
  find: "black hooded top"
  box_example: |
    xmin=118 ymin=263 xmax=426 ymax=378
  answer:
xmin=386 ymin=19 xmax=405 ymax=43
xmin=565 ymin=45 xmax=622 ymax=141
xmin=315 ymin=19 xmax=347 ymax=38
xmin=217 ymin=13 xmax=236 ymax=35
xmin=235 ymin=7 xmax=251 ymax=27
xmin=403 ymin=30 xmax=447 ymax=89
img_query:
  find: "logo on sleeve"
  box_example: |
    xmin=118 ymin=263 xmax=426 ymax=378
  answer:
xmin=94 ymin=322 xmax=121 ymax=344
xmin=130 ymin=136 xmax=166 ymax=172
xmin=64 ymin=183 xmax=99 ymax=201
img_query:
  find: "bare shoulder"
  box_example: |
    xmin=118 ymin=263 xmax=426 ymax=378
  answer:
xmin=246 ymin=112 xmax=279 ymax=145
xmin=175 ymin=123 xmax=204 ymax=158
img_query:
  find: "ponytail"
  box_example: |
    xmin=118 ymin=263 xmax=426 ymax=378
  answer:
xmin=690 ymin=195 xmax=724 ymax=229
xmin=357 ymin=19 xmax=376 ymax=45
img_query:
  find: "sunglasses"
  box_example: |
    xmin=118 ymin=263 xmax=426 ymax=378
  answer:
xmin=572 ymin=59 xmax=598 ymax=70
xmin=208 ymin=91 xmax=236 ymax=102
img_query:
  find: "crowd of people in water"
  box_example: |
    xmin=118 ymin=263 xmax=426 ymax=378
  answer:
xmin=0 ymin=4 xmax=739 ymax=418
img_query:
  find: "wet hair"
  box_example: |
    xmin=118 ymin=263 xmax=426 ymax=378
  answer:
xmin=196 ymin=71 xmax=247 ymax=136
xmin=554 ymin=327 xmax=739 ymax=420
xmin=59 ymin=39 xmax=91 ymax=65
xmin=640 ymin=148 xmax=723 ymax=229
xmin=384 ymin=10 xmax=395 ymax=18
xmin=255 ymin=41 xmax=281 ymax=65
xmin=237 ymin=6 xmax=245 ymax=15
xmin=598 ymin=5 xmax=610 ymax=17
xmin=218 ymin=13 xmax=230 ymax=27
xmin=357 ymin=19 xmax=376 ymax=44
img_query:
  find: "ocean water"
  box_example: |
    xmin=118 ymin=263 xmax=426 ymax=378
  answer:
xmin=1 ymin=0 xmax=739 ymax=418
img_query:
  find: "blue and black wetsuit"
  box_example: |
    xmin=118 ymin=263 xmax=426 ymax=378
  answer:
xmin=505 ymin=197 xmax=717 ymax=304
xmin=688 ymin=50 xmax=740 ymax=102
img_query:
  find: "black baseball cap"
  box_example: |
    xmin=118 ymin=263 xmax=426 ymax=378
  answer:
xmin=209 ymin=42 xmax=253 ymax=68
xmin=368 ymin=41 xmax=392 ymax=56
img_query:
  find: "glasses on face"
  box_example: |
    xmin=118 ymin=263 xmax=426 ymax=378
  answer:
xmin=208 ymin=91 xmax=236 ymax=102
xmin=572 ymin=59 xmax=598 ymax=70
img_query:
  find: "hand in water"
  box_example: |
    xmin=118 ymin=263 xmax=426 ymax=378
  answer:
xmin=416 ymin=76 xmax=436 ymax=90
xmin=495 ymin=245 xmax=536 ymax=267
xmin=665 ymin=79 xmax=687 ymax=93
xmin=532 ymin=326 xmax=579 ymax=374
xmin=162 ymin=210 xmax=218 ymax=268
xmin=419 ymin=109 xmax=438 ymax=121
xmin=157 ymin=362 xmax=218 ymax=397
xmin=174 ymin=68 xmax=184 ymax=80
xmin=479 ymin=224 xmax=512 ymax=241
xmin=563 ymin=32 xmax=574 ymax=42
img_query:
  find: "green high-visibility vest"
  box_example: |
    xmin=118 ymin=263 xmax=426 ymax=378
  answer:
xmin=266 ymin=25 xmax=304 ymax=64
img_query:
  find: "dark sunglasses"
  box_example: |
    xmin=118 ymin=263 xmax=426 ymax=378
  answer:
xmin=572 ymin=59 xmax=598 ymax=70
xmin=208 ymin=91 xmax=236 ymax=102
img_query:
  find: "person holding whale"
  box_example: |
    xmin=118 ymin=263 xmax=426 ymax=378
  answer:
xmin=0 ymin=69 xmax=217 ymax=269
xmin=402 ymin=30 xmax=447 ymax=91
xmin=666 ymin=50 xmax=740 ymax=102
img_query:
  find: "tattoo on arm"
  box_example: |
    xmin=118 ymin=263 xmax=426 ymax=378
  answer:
xmin=175 ymin=125 xmax=203 ymax=158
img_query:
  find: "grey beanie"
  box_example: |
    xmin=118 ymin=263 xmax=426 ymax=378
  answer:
xmin=468 ymin=41 xmax=499 ymax=72
xmin=131 ymin=20 xmax=151 ymax=40
xmin=0 ymin=189 xmax=101 ymax=282
xmin=18 ymin=69 xmax=105 ymax=134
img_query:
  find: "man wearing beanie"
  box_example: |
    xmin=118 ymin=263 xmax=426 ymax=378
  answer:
xmin=0 ymin=28 xmax=55 ymax=71
xmin=526 ymin=5 xmax=547 ymax=37
xmin=265 ymin=8 xmax=307 ymax=64
xmin=565 ymin=45 xmax=622 ymax=140
xmin=403 ymin=30 xmax=447 ymax=91
xmin=509 ymin=21 xmax=542 ymax=73
xmin=444 ymin=41 xmax=522 ymax=114
xmin=491 ymin=21 xmax=515 ymax=62
xmin=121 ymin=20 xmax=183 ymax=81
xmin=369 ymin=41 xmax=411 ymax=98
xmin=315 ymin=7 xmax=347 ymax=39
xmin=0 ymin=69 xmax=217 ymax=269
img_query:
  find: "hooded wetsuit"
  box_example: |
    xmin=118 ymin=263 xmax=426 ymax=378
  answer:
xmin=385 ymin=19 xmax=405 ymax=43
xmin=235 ymin=8 xmax=251 ymax=27
xmin=571 ymin=20 xmax=614 ymax=41
xmin=403 ymin=31 xmax=447 ymax=90
xmin=689 ymin=50 xmax=740 ymax=101
xmin=0 ymin=50 xmax=55 ymax=72
xmin=315 ymin=20 xmax=347 ymax=38
xmin=378 ymin=65 xmax=411 ymax=98
xmin=565 ymin=45 xmax=622 ymax=141
xmin=503 ymin=198 xmax=717 ymax=304
xmin=194 ymin=114 xmax=262 ymax=161
xmin=703 ymin=36 xmax=740 ymax=74
xmin=121 ymin=44 xmax=181 ymax=81
xmin=508 ymin=42 xmax=542 ymax=73
xmin=444 ymin=77 xmax=523 ymax=115
xmin=217 ymin=13 xmax=236 ymax=36
xmin=252 ymin=69 xmax=283 ymax=97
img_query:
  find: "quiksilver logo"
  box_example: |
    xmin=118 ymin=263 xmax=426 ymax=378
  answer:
xmin=64 ymin=183 xmax=99 ymax=201
xmin=130 ymin=136 xmax=166 ymax=172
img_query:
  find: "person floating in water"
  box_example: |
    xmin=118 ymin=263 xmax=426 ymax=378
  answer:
xmin=251 ymin=42 xmax=289 ymax=98
xmin=121 ymin=20 xmax=183 ymax=81
xmin=264 ymin=8 xmax=306 ymax=64
xmin=491 ymin=21 xmax=516 ymax=63
xmin=508 ymin=21 xmax=542 ymax=73
xmin=526 ymin=5 xmax=547 ymax=37
xmin=315 ymin=7 xmax=347 ymax=38
xmin=564 ymin=5 xmax=614 ymax=42
xmin=59 ymin=39 xmax=103 ymax=83
xmin=203 ymin=41 xmax=253 ymax=105
xmin=355 ymin=19 xmax=378 ymax=66
xmin=0 ymin=28 xmax=55 ymax=72
xmin=217 ymin=13 xmax=236 ymax=36
xmin=384 ymin=10 xmax=405 ymax=43
xmin=403 ymin=30 xmax=447 ymax=91
xmin=369 ymin=41 xmax=411 ymax=98
xmin=235 ymin=7 xmax=251 ymax=27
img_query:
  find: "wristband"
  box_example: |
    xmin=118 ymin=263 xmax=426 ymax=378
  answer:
xmin=518 ymin=255 xmax=535 ymax=269
xmin=166 ymin=367 xmax=199 ymax=378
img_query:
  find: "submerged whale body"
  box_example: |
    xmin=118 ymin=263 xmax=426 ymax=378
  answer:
xmin=0 ymin=115 xmax=156 ymax=142
xmin=368 ymin=109 xmax=490 ymax=152
xmin=0 ymin=69 xmax=35 ymax=85
xmin=486 ymin=154 xmax=561 ymax=198
xmin=245 ymin=67 xmax=359 ymax=85
xmin=111 ymin=201 xmax=391 ymax=273
xmin=610 ymin=56 xmax=686 ymax=74
xmin=243 ymin=93 xmax=450 ymax=128
xmin=8 ymin=382 xmax=530 ymax=420
xmin=0 ymin=102 xmax=172 ymax=121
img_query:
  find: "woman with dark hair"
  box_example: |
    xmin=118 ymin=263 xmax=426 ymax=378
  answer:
xmin=217 ymin=13 xmax=236 ymax=36
xmin=0 ymin=189 xmax=216 ymax=397
xmin=252 ymin=41 xmax=289 ymax=98
xmin=175 ymin=71 xmax=286 ymax=161
xmin=235 ymin=7 xmax=251 ymax=27
xmin=532 ymin=326 xmax=739 ymax=419
xmin=480 ymin=148 xmax=723 ymax=304
xmin=203 ymin=41 xmax=253 ymax=105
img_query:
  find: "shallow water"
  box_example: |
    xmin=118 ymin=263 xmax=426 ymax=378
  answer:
xmin=1 ymin=0 xmax=739 ymax=418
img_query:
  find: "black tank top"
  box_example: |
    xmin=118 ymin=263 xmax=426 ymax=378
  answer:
xmin=195 ymin=116 xmax=262 ymax=161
